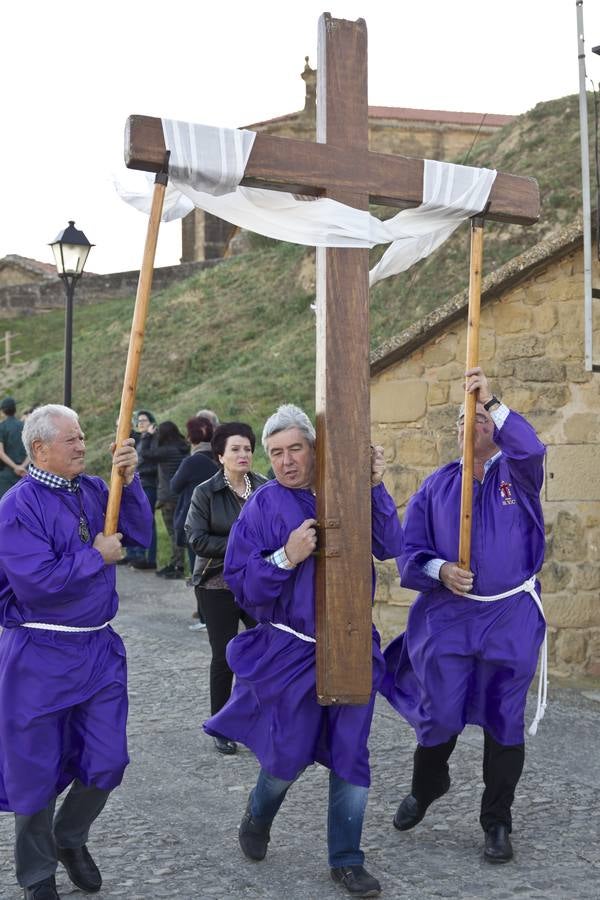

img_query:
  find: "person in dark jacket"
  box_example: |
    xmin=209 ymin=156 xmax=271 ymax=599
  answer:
xmin=185 ymin=422 xmax=267 ymax=754
xmin=127 ymin=409 xmax=159 ymax=569
xmin=170 ymin=417 xmax=218 ymax=628
xmin=139 ymin=420 xmax=189 ymax=579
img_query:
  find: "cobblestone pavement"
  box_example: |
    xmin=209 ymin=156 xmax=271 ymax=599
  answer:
xmin=1 ymin=567 xmax=600 ymax=899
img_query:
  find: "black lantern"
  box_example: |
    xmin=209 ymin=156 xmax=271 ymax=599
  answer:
xmin=49 ymin=221 xmax=94 ymax=407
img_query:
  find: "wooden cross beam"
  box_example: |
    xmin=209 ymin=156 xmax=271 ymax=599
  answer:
xmin=124 ymin=14 xmax=539 ymax=705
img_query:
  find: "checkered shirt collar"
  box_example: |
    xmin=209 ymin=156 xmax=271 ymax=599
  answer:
xmin=29 ymin=464 xmax=81 ymax=493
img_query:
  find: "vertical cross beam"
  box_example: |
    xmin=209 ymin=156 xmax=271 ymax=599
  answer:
xmin=315 ymin=15 xmax=372 ymax=704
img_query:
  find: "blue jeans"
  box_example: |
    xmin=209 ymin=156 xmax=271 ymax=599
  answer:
xmin=250 ymin=767 xmax=368 ymax=867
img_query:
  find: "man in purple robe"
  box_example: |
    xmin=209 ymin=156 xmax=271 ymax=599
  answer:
xmin=204 ymin=404 xmax=403 ymax=898
xmin=382 ymin=367 xmax=546 ymax=864
xmin=0 ymin=404 xmax=152 ymax=900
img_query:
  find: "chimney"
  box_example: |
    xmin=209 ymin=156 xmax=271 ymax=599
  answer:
xmin=301 ymin=56 xmax=316 ymax=116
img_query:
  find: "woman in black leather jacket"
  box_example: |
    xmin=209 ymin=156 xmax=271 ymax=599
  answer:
xmin=185 ymin=421 xmax=267 ymax=755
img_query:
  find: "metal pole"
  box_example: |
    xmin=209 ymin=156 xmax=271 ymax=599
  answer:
xmin=63 ymin=277 xmax=76 ymax=407
xmin=576 ymin=0 xmax=594 ymax=372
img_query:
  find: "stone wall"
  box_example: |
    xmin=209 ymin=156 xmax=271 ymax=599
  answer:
xmin=370 ymin=246 xmax=600 ymax=677
xmin=0 ymin=259 xmax=221 ymax=318
xmin=0 ymin=266 xmax=48 ymax=288
xmin=369 ymin=120 xmax=502 ymax=164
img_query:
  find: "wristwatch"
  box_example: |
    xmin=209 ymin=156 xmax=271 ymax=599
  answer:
xmin=483 ymin=395 xmax=501 ymax=411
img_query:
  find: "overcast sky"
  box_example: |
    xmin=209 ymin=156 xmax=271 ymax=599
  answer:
xmin=2 ymin=0 xmax=600 ymax=274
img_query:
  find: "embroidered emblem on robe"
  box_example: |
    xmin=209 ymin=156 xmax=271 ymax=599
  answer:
xmin=500 ymin=480 xmax=517 ymax=506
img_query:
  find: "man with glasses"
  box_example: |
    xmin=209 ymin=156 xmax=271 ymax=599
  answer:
xmin=382 ymin=367 xmax=547 ymax=864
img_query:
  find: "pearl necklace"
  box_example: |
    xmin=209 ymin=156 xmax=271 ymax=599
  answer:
xmin=224 ymin=471 xmax=252 ymax=500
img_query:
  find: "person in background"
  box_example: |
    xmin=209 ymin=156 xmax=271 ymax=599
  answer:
xmin=139 ymin=421 xmax=189 ymax=579
xmin=0 ymin=397 xmax=29 ymax=499
xmin=129 ymin=410 xmax=159 ymax=570
xmin=170 ymin=417 xmax=218 ymax=629
xmin=196 ymin=409 xmax=220 ymax=427
xmin=185 ymin=422 xmax=266 ymax=754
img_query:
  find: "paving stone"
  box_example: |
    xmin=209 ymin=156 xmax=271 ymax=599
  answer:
xmin=1 ymin=567 xmax=599 ymax=898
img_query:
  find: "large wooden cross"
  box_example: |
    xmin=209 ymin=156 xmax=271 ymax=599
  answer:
xmin=124 ymin=14 xmax=539 ymax=705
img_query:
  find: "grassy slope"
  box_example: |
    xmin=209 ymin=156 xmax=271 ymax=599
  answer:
xmin=3 ymin=241 xmax=315 ymax=477
xmin=2 ymin=94 xmax=591 ymax=477
xmin=369 ymin=93 xmax=590 ymax=345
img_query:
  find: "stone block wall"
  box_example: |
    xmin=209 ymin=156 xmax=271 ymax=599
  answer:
xmin=0 ymin=260 xmax=221 ymax=318
xmin=370 ymin=247 xmax=600 ymax=677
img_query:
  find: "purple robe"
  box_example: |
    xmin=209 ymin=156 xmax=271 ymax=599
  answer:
xmin=0 ymin=473 xmax=152 ymax=814
xmin=381 ymin=411 xmax=547 ymax=747
xmin=203 ymin=481 xmax=403 ymax=787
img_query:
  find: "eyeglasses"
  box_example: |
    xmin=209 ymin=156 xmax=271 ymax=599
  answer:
xmin=457 ymin=415 xmax=489 ymax=426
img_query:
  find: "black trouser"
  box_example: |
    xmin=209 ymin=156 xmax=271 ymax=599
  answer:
xmin=14 ymin=779 xmax=110 ymax=888
xmin=410 ymin=731 xmax=524 ymax=832
xmin=196 ymin=586 xmax=256 ymax=715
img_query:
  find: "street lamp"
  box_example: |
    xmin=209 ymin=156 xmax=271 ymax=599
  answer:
xmin=49 ymin=221 xmax=94 ymax=407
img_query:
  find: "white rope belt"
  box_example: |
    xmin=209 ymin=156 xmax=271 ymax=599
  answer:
xmin=270 ymin=622 xmax=316 ymax=643
xmin=462 ymin=576 xmax=547 ymax=736
xmin=20 ymin=621 xmax=110 ymax=633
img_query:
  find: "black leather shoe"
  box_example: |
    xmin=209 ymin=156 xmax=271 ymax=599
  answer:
xmin=214 ymin=735 xmax=237 ymax=755
xmin=393 ymin=794 xmax=427 ymax=831
xmin=330 ymin=865 xmax=381 ymax=897
xmin=155 ymin=564 xmax=175 ymax=577
xmin=24 ymin=876 xmax=60 ymax=900
xmin=57 ymin=844 xmax=102 ymax=892
xmin=393 ymin=775 xmax=450 ymax=831
xmin=131 ymin=559 xmax=157 ymax=570
xmin=484 ymin=823 xmax=513 ymax=863
xmin=239 ymin=795 xmax=271 ymax=860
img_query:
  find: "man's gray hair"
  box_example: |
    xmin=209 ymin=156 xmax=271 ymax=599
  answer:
xmin=22 ymin=404 xmax=79 ymax=458
xmin=196 ymin=408 xmax=220 ymax=426
xmin=262 ymin=404 xmax=316 ymax=453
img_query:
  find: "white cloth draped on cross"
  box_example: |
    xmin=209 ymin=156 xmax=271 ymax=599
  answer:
xmin=116 ymin=119 xmax=497 ymax=287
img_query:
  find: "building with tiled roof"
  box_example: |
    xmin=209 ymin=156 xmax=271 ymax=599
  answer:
xmin=181 ymin=59 xmax=515 ymax=262
xmin=0 ymin=254 xmax=58 ymax=287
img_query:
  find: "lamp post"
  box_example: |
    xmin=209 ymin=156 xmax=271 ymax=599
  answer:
xmin=49 ymin=221 xmax=94 ymax=407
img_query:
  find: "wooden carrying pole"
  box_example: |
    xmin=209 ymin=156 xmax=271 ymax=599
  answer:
xmin=458 ymin=217 xmax=485 ymax=571
xmin=104 ymin=169 xmax=168 ymax=535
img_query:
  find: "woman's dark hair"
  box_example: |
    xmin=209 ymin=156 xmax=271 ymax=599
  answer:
xmin=212 ymin=422 xmax=256 ymax=459
xmin=186 ymin=416 xmax=214 ymax=445
xmin=157 ymin=420 xmax=187 ymax=446
xmin=136 ymin=409 xmax=156 ymax=425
